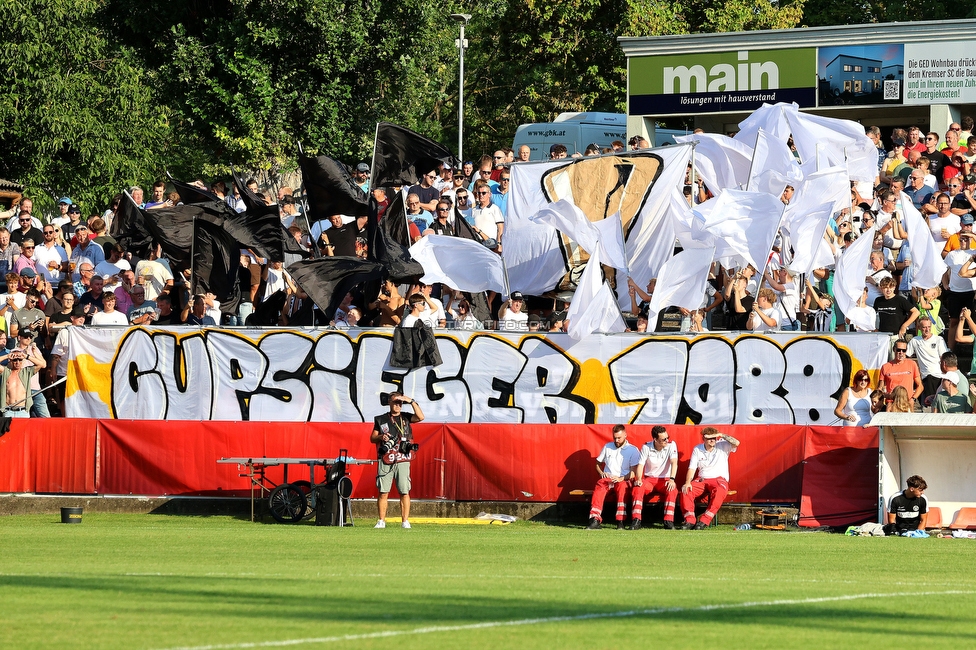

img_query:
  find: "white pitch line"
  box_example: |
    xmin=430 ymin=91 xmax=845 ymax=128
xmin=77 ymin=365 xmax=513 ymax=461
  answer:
xmin=155 ymin=589 xmax=975 ymax=650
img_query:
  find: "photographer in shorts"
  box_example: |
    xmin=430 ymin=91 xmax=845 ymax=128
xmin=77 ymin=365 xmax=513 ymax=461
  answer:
xmin=371 ymin=391 xmax=424 ymax=529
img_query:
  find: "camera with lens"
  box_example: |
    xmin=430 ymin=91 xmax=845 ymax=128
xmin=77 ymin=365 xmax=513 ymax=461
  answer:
xmin=397 ymin=438 xmax=419 ymax=454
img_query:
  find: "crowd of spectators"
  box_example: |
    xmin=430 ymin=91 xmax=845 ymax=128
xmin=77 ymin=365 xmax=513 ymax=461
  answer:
xmin=6 ymin=117 xmax=976 ymax=417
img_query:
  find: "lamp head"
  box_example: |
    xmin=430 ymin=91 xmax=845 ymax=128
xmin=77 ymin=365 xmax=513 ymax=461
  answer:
xmin=450 ymin=13 xmax=472 ymax=23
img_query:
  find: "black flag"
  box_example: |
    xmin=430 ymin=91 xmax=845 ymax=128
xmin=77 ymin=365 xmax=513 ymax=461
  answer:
xmin=298 ymin=154 xmax=371 ymax=224
xmin=371 ymin=122 xmax=458 ymax=188
xmin=287 ymin=257 xmax=384 ymax=322
xmin=374 ymin=191 xmax=423 ymax=282
xmin=112 ymin=192 xmax=154 ymax=259
xmin=166 ymin=173 xmax=220 ymax=205
xmin=231 ymin=169 xmax=299 ymax=262
xmin=193 ymin=218 xmax=242 ymax=315
xmin=138 ymin=205 xmax=198 ymax=272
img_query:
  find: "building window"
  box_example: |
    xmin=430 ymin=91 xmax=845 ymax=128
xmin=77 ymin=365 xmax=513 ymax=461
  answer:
xmin=843 ymin=65 xmax=852 ymax=72
xmin=854 ymin=80 xmax=862 ymax=93
xmin=854 ymin=65 xmax=862 ymax=72
xmin=844 ymin=80 xmax=852 ymax=92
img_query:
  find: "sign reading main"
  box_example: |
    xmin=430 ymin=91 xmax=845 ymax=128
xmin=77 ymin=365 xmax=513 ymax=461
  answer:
xmin=629 ymin=48 xmax=817 ymax=115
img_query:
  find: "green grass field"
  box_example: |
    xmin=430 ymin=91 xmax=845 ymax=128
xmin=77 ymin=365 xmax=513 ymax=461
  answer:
xmin=1 ymin=513 xmax=974 ymax=649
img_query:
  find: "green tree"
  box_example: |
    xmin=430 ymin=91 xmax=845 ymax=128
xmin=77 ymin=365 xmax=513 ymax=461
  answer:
xmin=800 ymin=0 xmax=964 ymax=27
xmin=0 ymin=0 xmax=168 ymax=214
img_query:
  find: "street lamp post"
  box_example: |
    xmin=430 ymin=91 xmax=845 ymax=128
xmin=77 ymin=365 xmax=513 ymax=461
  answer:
xmin=450 ymin=13 xmax=471 ymax=164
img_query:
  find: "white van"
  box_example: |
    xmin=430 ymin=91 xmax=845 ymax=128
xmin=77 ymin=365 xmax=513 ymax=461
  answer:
xmin=512 ymin=112 xmax=627 ymax=160
xmin=512 ymin=113 xmax=692 ymax=160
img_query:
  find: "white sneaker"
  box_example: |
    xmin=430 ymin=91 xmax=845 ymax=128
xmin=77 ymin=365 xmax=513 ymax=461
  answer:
xmin=374 ymin=520 xmax=386 ymax=529
xmin=401 ymin=521 xmax=411 ymax=529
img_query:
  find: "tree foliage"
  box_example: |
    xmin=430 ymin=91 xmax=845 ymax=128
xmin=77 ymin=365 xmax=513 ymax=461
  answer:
xmin=0 ymin=0 xmax=168 ymax=213
xmin=1 ymin=0 xmax=808 ymax=211
xmin=800 ymin=0 xmax=966 ymax=27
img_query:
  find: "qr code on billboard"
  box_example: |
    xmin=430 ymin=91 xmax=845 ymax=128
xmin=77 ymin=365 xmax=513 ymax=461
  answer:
xmin=884 ymin=80 xmax=900 ymax=101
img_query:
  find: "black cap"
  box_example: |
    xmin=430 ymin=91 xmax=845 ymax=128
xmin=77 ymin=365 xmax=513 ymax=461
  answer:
xmin=510 ymin=291 xmax=524 ymax=301
xmin=892 ymin=137 xmax=906 ymax=146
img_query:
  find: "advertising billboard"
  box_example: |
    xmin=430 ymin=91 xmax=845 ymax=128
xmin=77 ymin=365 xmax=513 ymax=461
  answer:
xmin=904 ymin=41 xmax=976 ymax=105
xmin=629 ymin=48 xmax=817 ymax=115
xmin=818 ymin=44 xmax=904 ymax=106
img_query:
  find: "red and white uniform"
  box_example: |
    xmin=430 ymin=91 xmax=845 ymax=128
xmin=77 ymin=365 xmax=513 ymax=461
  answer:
xmin=632 ymin=441 xmax=678 ymax=523
xmin=589 ymin=442 xmax=640 ymax=523
xmin=681 ymin=440 xmax=736 ymax=526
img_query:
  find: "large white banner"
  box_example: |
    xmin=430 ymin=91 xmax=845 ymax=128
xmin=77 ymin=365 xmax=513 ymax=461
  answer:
xmin=66 ymin=326 xmax=889 ymax=426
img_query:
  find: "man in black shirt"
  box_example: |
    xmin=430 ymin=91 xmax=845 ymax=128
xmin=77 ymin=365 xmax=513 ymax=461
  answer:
xmin=320 ymin=214 xmax=358 ymax=257
xmin=873 ymin=277 xmax=918 ymax=336
xmin=922 ymin=131 xmax=952 ymax=182
xmin=883 ymin=475 xmax=928 ymax=535
xmin=409 ymin=167 xmax=441 ymax=213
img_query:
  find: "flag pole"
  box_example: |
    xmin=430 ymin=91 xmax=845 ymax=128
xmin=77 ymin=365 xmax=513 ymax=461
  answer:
xmin=746 ymin=128 xmax=763 ymax=192
xmin=499 ymin=251 xmax=511 ymax=298
xmin=190 ymin=215 xmax=197 ymax=296
xmin=296 ymin=142 xmax=321 ymax=259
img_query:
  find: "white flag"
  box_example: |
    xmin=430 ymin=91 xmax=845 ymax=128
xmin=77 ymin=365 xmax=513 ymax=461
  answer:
xmin=834 ymin=224 xmax=878 ymax=332
xmin=409 ymin=235 xmax=507 ymax=293
xmin=747 ymin=127 xmax=803 ymax=197
xmin=785 ymin=108 xmax=878 ymax=183
xmin=529 ymin=200 xmax=627 ymax=270
xmin=566 ymin=246 xmax=626 ymax=341
xmin=734 ymin=102 xmax=794 ymax=145
xmin=786 ymin=202 xmax=835 ymax=276
xmin=695 ymin=189 xmax=786 ymax=274
xmin=675 ymin=133 xmax=752 ymax=195
xmin=646 ymin=247 xmax=716 ymax=328
xmin=899 ymin=195 xmax=949 ymax=289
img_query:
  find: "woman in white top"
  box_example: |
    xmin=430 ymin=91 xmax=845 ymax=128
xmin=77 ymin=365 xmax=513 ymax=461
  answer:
xmin=833 ymin=369 xmax=873 ymax=426
xmin=763 ymin=267 xmax=801 ymax=331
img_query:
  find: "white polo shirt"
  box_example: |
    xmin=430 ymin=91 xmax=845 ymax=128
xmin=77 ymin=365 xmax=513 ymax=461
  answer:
xmin=639 ymin=441 xmax=677 ymax=479
xmin=596 ymin=442 xmax=641 ymax=479
xmin=688 ymin=440 xmax=736 ymax=481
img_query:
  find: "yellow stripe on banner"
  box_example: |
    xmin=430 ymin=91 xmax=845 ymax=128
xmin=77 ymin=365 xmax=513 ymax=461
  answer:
xmin=405 ymin=518 xmax=511 ymax=526
xmin=65 ymin=353 xmax=114 ymax=411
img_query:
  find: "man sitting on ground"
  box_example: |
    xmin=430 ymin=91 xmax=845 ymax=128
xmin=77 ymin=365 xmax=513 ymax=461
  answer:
xmin=883 ymin=475 xmax=928 ymax=536
xmin=587 ymin=424 xmax=641 ymax=530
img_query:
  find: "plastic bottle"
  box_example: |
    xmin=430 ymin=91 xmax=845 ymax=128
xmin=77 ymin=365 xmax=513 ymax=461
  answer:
xmin=734 ymin=523 xmax=751 ymax=531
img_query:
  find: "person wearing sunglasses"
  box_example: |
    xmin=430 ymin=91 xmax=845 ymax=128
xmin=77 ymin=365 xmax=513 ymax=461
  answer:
xmin=407 ymin=166 xmax=441 ymax=213
xmin=470 ymin=179 xmax=504 ymax=253
xmin=879 ymin=341 xmax=923 ymax=410
xmin=630 ymin=426 xmax=680 ymax=530
xmin=834 ymin=370 xmax=873 ymax=426
xmin=9 ymin=210 xmax=43 ymax=248
xmin=921 ymin=131 xmax=952 ymax=181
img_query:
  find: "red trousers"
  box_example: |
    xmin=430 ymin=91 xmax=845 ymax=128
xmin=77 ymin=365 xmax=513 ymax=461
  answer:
xmin=632 ymin=478 xmax=678 ymax=522
xmin=680 ymin=477 xmax=729 ymax=526
xmin=589 ymin=478 xmax=631 ymax=522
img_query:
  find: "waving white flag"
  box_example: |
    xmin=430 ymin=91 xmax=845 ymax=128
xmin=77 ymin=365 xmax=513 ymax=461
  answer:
xmin=834 ymin=225 xmax=878 ymax=332
xmin=646 ymin=247 xmax=716 ymax=328
xmin=899 ymin=195 xmax=949 ymax=289
xmin=566 ymin=245 xmax=626 ymax=341
xmin=747 ymin=127 xmax=803 ymax=198
xmin=695 ymin=189 xmax=786 ymax=275
xmin=675 ymin=133 xmax=752 ymax=195
xmin=529 ymin=200 xmax=627 ymax=270
xmin=409 ymin=235 xmax=507 ymax=293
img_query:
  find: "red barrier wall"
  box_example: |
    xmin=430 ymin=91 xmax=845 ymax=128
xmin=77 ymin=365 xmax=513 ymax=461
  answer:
xmin=799 ymin=426 xmax=880 ymax=527
xmin=0 ymin=419 xmax=96 ymax=494
xmin=0 ymin=420 xmax=879 ymax=525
